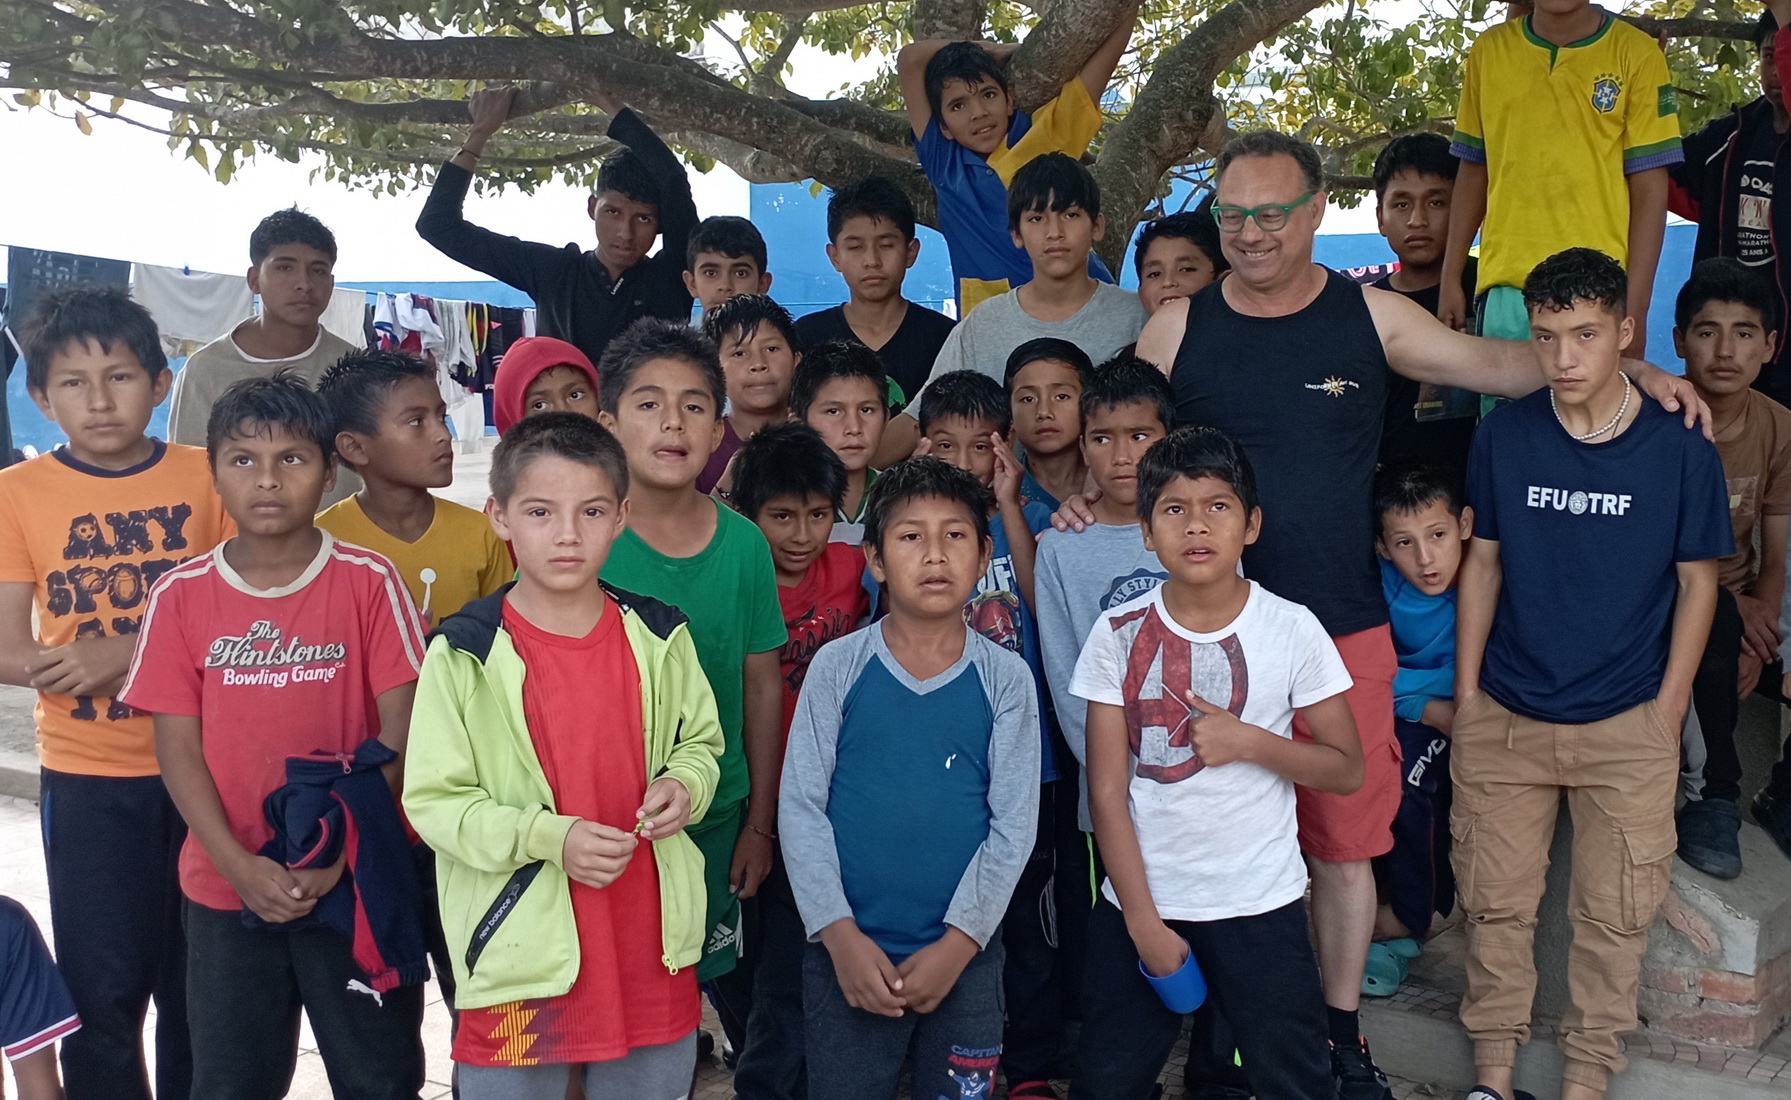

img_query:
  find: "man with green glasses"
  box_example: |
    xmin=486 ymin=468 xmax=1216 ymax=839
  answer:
xmin=1056 ymin=128 xmax=1708 ymax=1100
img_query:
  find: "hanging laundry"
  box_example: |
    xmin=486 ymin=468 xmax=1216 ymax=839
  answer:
xmin=4 ymin=248 xmax=131 ymax=339
xmin=130 ymin=264 xmax=253 ymax=354
xmin=321 ymin=287 xmax=372 ymax=348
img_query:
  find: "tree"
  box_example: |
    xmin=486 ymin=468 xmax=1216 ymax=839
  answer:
xmin=0 ymin=0 xmax=1765 ymax=269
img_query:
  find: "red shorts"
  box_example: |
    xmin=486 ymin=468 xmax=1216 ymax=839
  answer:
xmin=1292 ymin=624 xmax=1401 ymax=863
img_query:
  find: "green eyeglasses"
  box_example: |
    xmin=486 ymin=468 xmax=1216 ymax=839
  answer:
xmin=1211 ymin=191 xmax=1315 ymax=233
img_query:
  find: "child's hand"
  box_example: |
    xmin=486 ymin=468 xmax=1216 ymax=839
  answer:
xmin=1128 ymin=917 xmax=1189 ymax=980
xmin=819 ymin=920 xmax=906 ymax=1017
xmin=288 ymin=852 xmax=347 ymax=901
xmin=730 ymin=825 xmax=773 ymax=899
xmin=226 ymin=852 xmax=319 ymax=924
xmin=1049 ymin=490 xmax=1103 ymax=533
xmin=1183 ymin=689 xmax=1264 ymax=768
xmin=1437 ymin=281 xmax=1469 ymax=333
xmin=1736 ymin=592 xmax=1782 ymax=663
xmin=1741 ymin=651 xmax=1765 ymax=699
xmin=894 ymin=927 xmax=978 ymax=1013
xmin=561 ymin=820 xmax=637 ymax=889
xmin=1420 ymin=698 xmax=1456 ymax=736
xmin=913 ymin=435 xmax=934 ymax=458
xmin=635 ymin=777 xmax=691 ymax=840
xmin=465 ymin=86 xmax=516 ymax=138
xmin=990 ymin=433 xmax=1023 ymax=507
xmin=25 ymin=635 xmax=135 ymax=698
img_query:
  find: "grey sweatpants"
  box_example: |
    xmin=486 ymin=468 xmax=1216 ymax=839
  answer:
xmin=457 ymin=1029 xmax=697 ymax=1099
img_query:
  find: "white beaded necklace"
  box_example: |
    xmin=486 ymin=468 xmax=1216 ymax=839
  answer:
xmin=1550 ymin=373 xmax=1632 ymax=442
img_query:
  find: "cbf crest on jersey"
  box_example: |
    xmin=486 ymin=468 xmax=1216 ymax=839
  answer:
xmin=1591 ymin=73 xmax=1621 ymax=114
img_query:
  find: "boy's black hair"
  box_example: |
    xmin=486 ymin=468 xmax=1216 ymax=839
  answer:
xmin=597 ymin=317 xmax=726 ymax=414
xmin=862 ymin=455 xmax=993 ymax=552
xmin=1136 ymin=425 xmax=1259 ymax=521
xmin=1007 ymin=152 xmax=1103 ymax=233
xmin=1760 ymin=9 xmax=1778 ymax=49
xmin=1373 ymin=460 xmax=1464 ymax=534
xmin=923 ymin=42 xmax=1012 ymax=122
xmin=826 ymin=175 xmax=918 ymax=242
xmin=1079 ymin=352 xmax=1175 ymax=430
xmin=1523 ymin=247 xmax=1627 ymax=318
xmin=1371 ymin=133 xmax=1458 ymax=200
xmin=1215 ymin=130 xmax=1324 ymax=194
xmin=790 ymin=340 xmax=888 ymax=420
xmin=732 ymin=421 xmax=848 ymax=521
xmin=316 ymin=348 xmax=437 ymax=438
xmin=1131 ymin=212 xmax=1229 ymax=279
xmin=917 ymin=369 xmax=1011 ymax=436
xmin=593 ymin=147 xmax=663 ymax=208
xmin=702 ymin=293 xmax=799 ymax=353
xmin=490 ymin=410 xmax=630 ymax=504
xmin=249 ymin=207 xmax=338 ymax=265
xmin=19 ymin=285 xmax=167 ymax=392
xmin=205 ymin=373 xmax=335 ymax=464
xmin=1675 ymin=256 xmax=1782 ymax=336
xmin=685 ymin=215 xmax=768 ymax=273
xmin=1004 ymin=338 xmax=1094 ymax=387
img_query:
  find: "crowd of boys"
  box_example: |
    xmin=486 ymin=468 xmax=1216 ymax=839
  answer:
xmin=5 ymin=7 xmax=1791 ymax=1100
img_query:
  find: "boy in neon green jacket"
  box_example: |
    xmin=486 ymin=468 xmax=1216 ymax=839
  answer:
xmin=403 ymin=412 xmax=723 ymax=1098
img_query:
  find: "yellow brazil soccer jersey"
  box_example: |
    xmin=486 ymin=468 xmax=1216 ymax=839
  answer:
xmin=1450 ymin=12 xmax=1683 ymax=293
xmin=316 ymin=494 xmax=511 ymax=624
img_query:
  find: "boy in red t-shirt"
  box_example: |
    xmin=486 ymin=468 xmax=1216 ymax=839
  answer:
xmin=121 ymin=375 xmax=429 ymax=1098
xmin=727 ymin=420 xmax=869 ymax=1094
xmin=404 ymin=412 xmax=724 ymax=1097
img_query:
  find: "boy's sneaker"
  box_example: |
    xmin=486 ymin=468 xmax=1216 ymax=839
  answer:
xmin=1466 ymin=1088 xmax=1537 ymax=1100
xmin=1677 ymin=797 xmax=1743 ymax=879
xmin=1330 ymin=1037 xmax=1392 ymax=1100
xmin=1753 ymin=789 xmax=1791 ymax=860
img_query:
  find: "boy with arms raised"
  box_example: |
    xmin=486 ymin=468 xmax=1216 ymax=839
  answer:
xmin=122 ymin=376 xmax=429 ymax=1098
xmin=1070 ymin=426 xmax=1363 ymax=1100
xmin=1006 ymin=338 xmax=1092 ymax=512
xmin=897 ymin=22 xmax=1132 ymax=313
xmin=728 ymin=422 xmax=870 ymax=1099
xmin=1668 ymin=259 xmax=1791 ymax=878
xmin=791 ymin=340 xmax=890 ymax=535
xmin=317 ymin=348 xmax=512 ymax=624
xmin=0 ymin=287 xmax=232 ymax=1099
xmin=795 ymin=176 xmax=957 ymax=411
xmin=1454 ymin=248 xmax=1729 ymax=1100
xmin=594 ymin=319 xmax=787 ymax=1052
xmin=700 ymin=294 xmax=801 ymax=495
xmin=403 ymin=412 xmax=724 ymax=1098
xmin=686 ymin=217 xmax=774 ymax=315
xmin=779 ymin=457 xmax=1040 ymax=1099
xmin=419 ymin=87 xmax=697 ymax=367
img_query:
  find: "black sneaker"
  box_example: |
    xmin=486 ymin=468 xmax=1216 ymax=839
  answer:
xmin=1330 ymin=1038 xmax=1392 ymax=1100
xmin=1753 ymin=789 xmax=1791 ymax=860
xmin=1677 ymin=797 xmax=1743 ymax=879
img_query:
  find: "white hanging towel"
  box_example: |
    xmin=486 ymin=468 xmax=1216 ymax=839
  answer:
xmin=321 ymin=287 xmax=370 ymax=347
xmin=130 ymin=264 xmax=252 ymax=353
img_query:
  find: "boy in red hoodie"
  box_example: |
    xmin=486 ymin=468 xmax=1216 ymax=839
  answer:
xmin=491 ymin=336 xmax=603 ymax=433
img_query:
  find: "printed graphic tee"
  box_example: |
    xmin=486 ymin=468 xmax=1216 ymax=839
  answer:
xmin=1070 ymin=583 xmax=1352 ymax=921
xmin=776 ymin=542 xmax=869 ymax=742
xmin=120 ymin=533 xmax=425 ymax=909
xmin=0 ymin=442 xmax=232 ymax=776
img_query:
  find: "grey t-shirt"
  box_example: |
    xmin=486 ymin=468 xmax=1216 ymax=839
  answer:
xmin=1034 ymin=523 xmax=1168 ymax=829
xmin=919 ymin=282 xmax=1145 ymax=401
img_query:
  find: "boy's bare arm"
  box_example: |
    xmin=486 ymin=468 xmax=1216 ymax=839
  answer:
xmin=897 ymin=40 xmax=1019 ymax=138
xmin=731 ymin=647 xmax=783 ymax=899
xmin=11 ymin=1045 xmax=63 ymax=1100
xmin=154 ymin=713 xmax=316 ymax=924
xmin=1623 ymin=167 xmax=1670 ymax=361
xmin=0 ymin=583 xmax=43 ymax=688
xmin=991 ymin=437 xmax=1038 ymax=607
xmin=1087 ymin=701 xmax=1185 ymax=977
xmin=1184 ymin=689 xmax=1362 ymax=794
xmin=1438 ymin=161 xmax=1488 ymax=333
xmin=373 ymin=681 xmax=416 ymax=791
xmin=874 ymin=412 xmax=922 ymax=469
xmin=0 ymin=582 xmax=135 ymax=698
xmin=452 ymin=87 xmax=515 ymax=171
xmin=1078 ymin=5 xmax=1139 ymax=101
xmin=1454 ymin=535 xmax=1503 ymax=700
xmin=1659 ymin=559 xmax=1719 ymax=727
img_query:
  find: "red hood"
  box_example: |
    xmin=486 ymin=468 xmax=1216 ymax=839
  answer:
xmin=492 ymin=337 xmax=600 ymax=434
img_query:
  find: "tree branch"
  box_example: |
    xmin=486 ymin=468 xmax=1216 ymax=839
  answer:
xmin=1625 ymin=14 xmax=1755 ymax=39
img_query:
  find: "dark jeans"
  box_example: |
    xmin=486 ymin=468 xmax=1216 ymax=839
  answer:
xmin=1071 ymin=898 xmax=1331 ymax=1100
xmin=803 ymin=934 xmax=1005 ymax=1099
xmin=1003 ymin=781 xmax=1066 ymax=1083
xmin=40 ymin=768 xmax=191 ymax=1100
xmin=183 ymin=900 xmax=424 ymax=1100
xmin=732 ymin=843 xmax=805 ymax=1100
xmin=1693 ymin=584 xmax=1791 ymax=802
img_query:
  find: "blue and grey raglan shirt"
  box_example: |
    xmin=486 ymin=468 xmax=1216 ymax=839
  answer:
xmin=778 ymin=622 xmax=1040 ymax=962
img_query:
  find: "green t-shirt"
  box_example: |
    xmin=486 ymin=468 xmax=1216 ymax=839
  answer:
xmin=602 ymin=499 xmax=787 ymax=810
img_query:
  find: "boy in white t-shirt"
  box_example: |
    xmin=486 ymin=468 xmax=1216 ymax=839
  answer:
xmin=1069 ymin=426 xmax=1365 ymax=1100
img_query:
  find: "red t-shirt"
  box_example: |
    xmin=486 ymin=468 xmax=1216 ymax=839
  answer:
xmin=453 ymin=597 xmax=699 ymax=1066
xmin=118 ymin=534 xmax=425 ymax=910
xmin=777 ymin=542 xmax=870 ymax=740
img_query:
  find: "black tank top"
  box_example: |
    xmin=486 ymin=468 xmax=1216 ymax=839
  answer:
xmin=1170 ymin=269 xmax=1391 ymax=636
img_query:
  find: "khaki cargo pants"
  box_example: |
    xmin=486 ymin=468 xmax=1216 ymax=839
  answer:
xmin=1449 ymin=691 xmax=1678 ymax=1092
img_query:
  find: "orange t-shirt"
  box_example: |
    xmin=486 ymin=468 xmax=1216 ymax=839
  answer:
xmin=0 ymin=442 xmax=232 ymax=776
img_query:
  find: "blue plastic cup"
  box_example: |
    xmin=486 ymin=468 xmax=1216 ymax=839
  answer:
xmin=1139 ymin=940 xmax=1207 ymax=1013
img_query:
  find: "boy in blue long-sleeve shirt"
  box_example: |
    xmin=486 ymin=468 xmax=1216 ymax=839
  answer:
xmin=1367 ymin=462 xmax=1473 ymax=992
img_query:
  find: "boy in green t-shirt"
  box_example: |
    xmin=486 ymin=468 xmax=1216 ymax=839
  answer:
xmin=595 ymin=317 xmax=788 ymax=1050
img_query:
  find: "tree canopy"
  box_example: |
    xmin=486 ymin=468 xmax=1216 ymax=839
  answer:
xmin=0 ymin=0 xmax=1766 ymax=266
